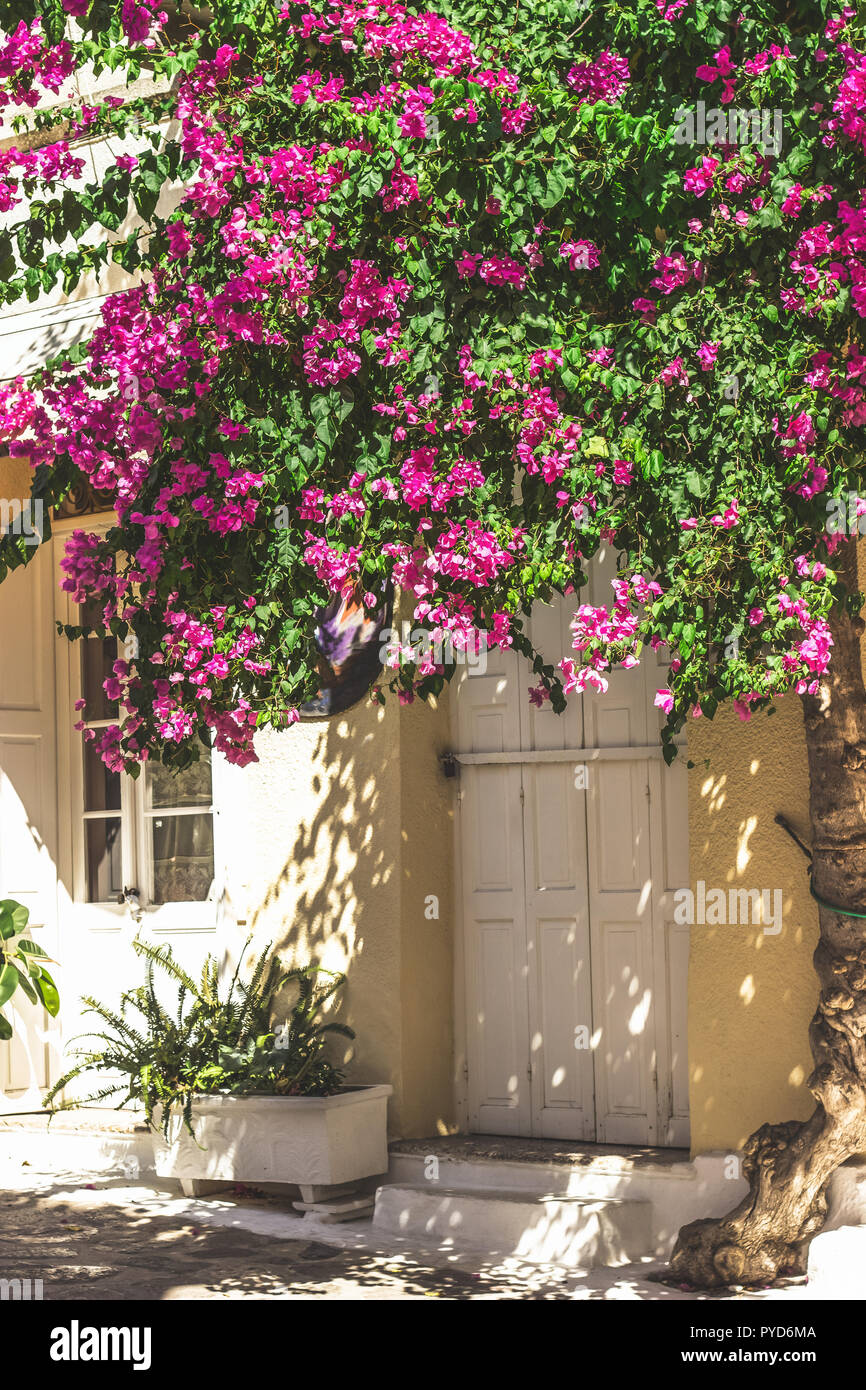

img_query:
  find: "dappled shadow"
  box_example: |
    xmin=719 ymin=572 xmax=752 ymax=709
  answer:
xmin=688 ymin=696 xmax=821 ymax=1154
xmin=238 ymin=685 xmax=454 ymax=1138
xmin=390 ymin=1134 xmax=690 ymax=1169
xmin=0 ymin=1173 xmax=797 ymax=1301
xmin=247 ymin=707 xmax=399 ymax=1090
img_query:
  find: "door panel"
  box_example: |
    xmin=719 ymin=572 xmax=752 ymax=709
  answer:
xmin=523 ymin=766 xmax=595 ymax=1139
xmin=651 ymin=754 xmax=691 ymax=1146
xmin=0 ymin=545 xmax=60 ymax=1110
xmin=519 ymin=589 xmax=596 ymax=1137
xmin=457 ymin=648 xmax=531 ymax=1135
xmin=585 ymin=754 xmax=658 ymax=1144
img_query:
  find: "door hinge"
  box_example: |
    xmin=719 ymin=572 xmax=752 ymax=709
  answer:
xmin=462 ymin=1059 xmax=469 ymax=1082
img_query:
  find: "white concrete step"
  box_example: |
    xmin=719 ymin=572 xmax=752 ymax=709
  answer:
xmin=807 ymin=1226 xmax=866 ymax=1297
xmin=373 ymin=1183 xmax=652 ymax=1268
xmin=384 ymin=1146 xmax=727 ymax=1258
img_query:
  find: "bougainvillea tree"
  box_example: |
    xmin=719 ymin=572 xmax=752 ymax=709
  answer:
xmin=1 ymin=0 xmax=865 ymax=1285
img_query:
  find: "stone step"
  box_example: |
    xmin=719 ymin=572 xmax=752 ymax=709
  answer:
xmin=373 ymin=1183 xmax=652 ymax=1269
xmin=293 ymin=1193 xmax=376 ymax=1223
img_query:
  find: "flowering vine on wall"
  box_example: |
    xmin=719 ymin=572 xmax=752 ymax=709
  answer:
xmin=0 ymin=0 xmax=861 ymax=777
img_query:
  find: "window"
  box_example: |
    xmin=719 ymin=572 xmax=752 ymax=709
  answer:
xmin=141 ymin=754 xmax=214 ymax=905
xmin=78 ymin=599 xmax=215 ymax=906
xmin=80 ymin=599 xmax=123 ymax=903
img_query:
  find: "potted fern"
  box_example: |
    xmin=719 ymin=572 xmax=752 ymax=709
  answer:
xmin=44 ymin=938 xmax=391 ymax=1200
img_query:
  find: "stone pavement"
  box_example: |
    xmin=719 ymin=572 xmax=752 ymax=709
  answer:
xmin=0 ymin=1157 xmax=828 ymax=1302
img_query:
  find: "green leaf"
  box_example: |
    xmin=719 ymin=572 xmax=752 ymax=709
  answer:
xmin=13 ymin=971 xmax=38 ymax=1006
xmin=34 ymin=969 xmax=60 ymax=1018
xmin=540 ymin=164 xmax=568 ymax=208
xmin=0 ymin=900 xmax=28 ymax=937
xmin=0 ymin=962 xmax=21 ymax=1008
xmin=14 ymin=939 xmax=49 ymax=959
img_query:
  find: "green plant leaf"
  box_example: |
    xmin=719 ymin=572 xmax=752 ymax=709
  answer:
xmin=0 ymin=962 xmax=21 ymax=1008
xmin=34 ymin=969 xmax=60 ymax=1018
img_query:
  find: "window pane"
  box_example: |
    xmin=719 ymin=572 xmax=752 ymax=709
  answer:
xmin=150 ymin=813 xmax=214 ymax=904
xmin=84 ymin=741 xmax=121 ymax=812
xmin=145 ymin=748 xmax=212 ymax=811
xmin=80 ymin=636 xmax=119 ymax=722
xmin=85 ymin=818 xmax=123 ymax=902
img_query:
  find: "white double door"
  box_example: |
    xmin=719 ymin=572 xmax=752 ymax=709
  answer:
xmin=456 ymin=556 xmax=690 ymax=1146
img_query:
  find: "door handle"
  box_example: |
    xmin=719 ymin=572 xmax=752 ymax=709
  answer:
xmin=117 ymin=887 xmax=143 ymax=922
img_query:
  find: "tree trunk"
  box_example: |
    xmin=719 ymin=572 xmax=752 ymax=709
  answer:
xmin=669 ymin=541 xmax=866 ymax=1288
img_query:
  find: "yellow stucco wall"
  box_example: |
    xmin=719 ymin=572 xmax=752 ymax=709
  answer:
xmin=222 ymin=692 xmax=456 ymax=1141
xmin=687 ymin=697 xmax=820 ymax=1155
xmin=688 ymin=550 xmax=866 ymax=1158
xmin=0 ymin=456 xmax=33 ymax=501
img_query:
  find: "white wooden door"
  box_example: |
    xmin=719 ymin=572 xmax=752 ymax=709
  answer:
xmin=0 ymin=542 xmax=61 ymax=1110
xmin=456 ymin=553 xmax=690 ymax=1146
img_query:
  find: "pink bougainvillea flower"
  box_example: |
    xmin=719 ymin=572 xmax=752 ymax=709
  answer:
xmin=567 ymin=50 xmax=630 ymax=106
xmin=455 ymin=252 xmax=481 ymax=278
xmin=633 ymin=297 xmax=657 ymax=322
xmin=696 ymin=341 xmax=720 ymax=371
xmin=711 ymin=499 xmax=740 ymax=528
xmin=166 ymin=222 xmax=191 ymax=259
xmin=559 ymin=239 xmax=600 ymax=271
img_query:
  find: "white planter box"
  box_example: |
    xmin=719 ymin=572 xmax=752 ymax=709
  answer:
xmin=151 ymin=1085 xmax=392 ymax=1190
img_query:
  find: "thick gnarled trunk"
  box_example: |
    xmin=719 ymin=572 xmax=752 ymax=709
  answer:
xmin=670 ymin=543 xmax=866 ymax=1288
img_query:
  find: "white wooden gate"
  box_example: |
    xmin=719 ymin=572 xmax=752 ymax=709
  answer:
xmin=455 ymin=552 xmax=690 ymax=1146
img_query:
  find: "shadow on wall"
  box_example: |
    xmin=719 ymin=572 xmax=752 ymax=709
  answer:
xmin=687 ymin=696 xmax=821 ymax=1155
xmin=689 ymin=556 xmax=866 ymax=1157
xmin=0 ymin=302 xmax=103 ymax=385
xmin=249 ymin=704 xmax=398 ymax=1083
xmin=236 ymin=691 xmax=455 ymax=1140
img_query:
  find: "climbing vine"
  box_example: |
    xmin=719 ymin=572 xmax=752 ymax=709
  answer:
xmin=0 ymin=0 xmax=861 ymax=779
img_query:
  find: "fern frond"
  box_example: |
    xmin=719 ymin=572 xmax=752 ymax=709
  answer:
xmin=132 ymin=938 xmax=198 ymax=996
